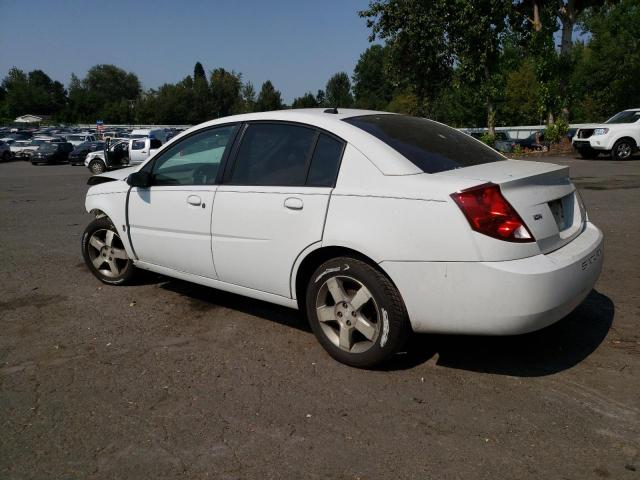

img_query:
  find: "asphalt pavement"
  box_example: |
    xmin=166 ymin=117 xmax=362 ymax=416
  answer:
xmin=1 ymin=154 xmax=639 ymax=479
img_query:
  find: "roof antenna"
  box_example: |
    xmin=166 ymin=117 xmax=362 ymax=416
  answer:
xmin=324 ymin=106 xmax=339 ymax=114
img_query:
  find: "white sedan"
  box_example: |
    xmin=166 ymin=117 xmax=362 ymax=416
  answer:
xmin=82 ymin=109 xmax=603 ymax=368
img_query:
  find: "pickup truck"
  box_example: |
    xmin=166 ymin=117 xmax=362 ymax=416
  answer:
xmin=85 ymin=137 xmax=162 ymax=174
xmin=572 ymin=108 xmax=640 ymax=160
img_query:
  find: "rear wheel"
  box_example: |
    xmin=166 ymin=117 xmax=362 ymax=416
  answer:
xmin=81 ymin=217 xmax=135 ymax=285
xmin=89 ymin=159 xmax=106 ymax=174
xmin=305 ymin=256 xmax=410 ymax=368
xmin=611 ymin=139 xmax=634 ymax=160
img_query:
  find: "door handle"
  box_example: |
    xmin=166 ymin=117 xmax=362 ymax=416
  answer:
xmin=284 ymin=197 xmax=303 ymax=210
xmin=141 ymin=150 xmax=148 ymax=154
xmin=187 ymin=195 xmax=202 ymax=206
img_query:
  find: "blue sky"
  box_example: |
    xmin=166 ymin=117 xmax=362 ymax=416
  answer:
xmin=0 ymin=0 xmax=373 ymax=103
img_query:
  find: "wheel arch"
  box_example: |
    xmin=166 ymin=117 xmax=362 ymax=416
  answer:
xmin=614 ymin=136 xmax=637 ymax=148
xmin=291 ymin=243 xmax=400 ymax=311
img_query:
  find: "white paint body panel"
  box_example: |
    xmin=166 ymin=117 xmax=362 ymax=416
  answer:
xmin=212 ymin=186 xmax=331 ymax=297
xmin=127 ymin=186 xmax=217 ymax=278
xmin=84 ymin=109 xmax=604 ymax=337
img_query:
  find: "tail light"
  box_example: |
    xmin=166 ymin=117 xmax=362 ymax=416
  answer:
xmin=451 ymin=183 xmax=534 ymax=243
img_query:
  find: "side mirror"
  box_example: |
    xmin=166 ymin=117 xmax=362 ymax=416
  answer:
xmin=127 ymin=171 xmax=151 ymax=188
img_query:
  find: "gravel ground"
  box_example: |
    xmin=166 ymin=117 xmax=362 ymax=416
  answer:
xmin=1 ymin=155 xmax=639 ymax=479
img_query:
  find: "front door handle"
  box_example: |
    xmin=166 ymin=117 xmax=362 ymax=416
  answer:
xmin=284 ymin=197 xmax=303 ymax=210
xmin=187 ymin=195 xmax=202 ymax=206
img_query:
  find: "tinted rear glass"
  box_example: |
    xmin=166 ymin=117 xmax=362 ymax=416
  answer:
xmin=230 ymin=123 xmax=316 ymax=186
xmin=343 ymin=114 xmax=504 ymax=173
xmin=306 ymin=134 xmax=344 ymax=187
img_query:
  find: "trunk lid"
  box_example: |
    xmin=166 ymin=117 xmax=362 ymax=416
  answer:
xmin=440 ymin=160 xmax=586 ymax=254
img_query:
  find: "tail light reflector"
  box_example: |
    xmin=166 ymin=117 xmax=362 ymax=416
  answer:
xmin=451 ymin=183 xmax=534 ymax=243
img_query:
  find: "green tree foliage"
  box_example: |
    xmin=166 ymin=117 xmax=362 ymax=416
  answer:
xmin=504 ymin=60 xmax=541 ymax=125
xmin=67 ymin=65 xmax=140 ymax=122
xmin=210 ymin=68 xmax=243 ymax=118
xmin=571 ymin=0 xmax=640 ymax=122
xmin=255 ymin=80 xmax=284 ymax=112
xmin=194 ymin=62 xmax=206 ymax=81
xmin=315 ymin=89 xmax=327 ymax=107
xmin=325 ymin=72 xmax=354 ymax=108
xmin=240 ymin=82 xmax=256 ymax=113
xmin=360 ymin=0 xmax=455 ymax=115
xmin=1 ymin=68 xmax=67 ymax=120
xmin=352 ymin=45 xmax=393 ymax=109
xmin=292 ymin=92 xmax=319 ymax=108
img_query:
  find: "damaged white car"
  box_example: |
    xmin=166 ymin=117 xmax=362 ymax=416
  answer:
xmin=82 ymin=109 xmax=603 ymax=368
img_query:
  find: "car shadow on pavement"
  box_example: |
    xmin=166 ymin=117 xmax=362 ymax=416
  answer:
xmin=159 ymin=278 xmax=311 ymax=333
xmin=157 ymin=277 xmax=613 ymax=376
xmin=384 ymin=289 xmax=614 ymax=376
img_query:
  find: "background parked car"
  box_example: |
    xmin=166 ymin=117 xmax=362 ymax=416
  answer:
xmin=30 ymin=142 xmax=74 ymax=165
xmin=0 ymin=140 xmax=12 ymax=161
xmin=572 ymin=108 xmax=640 ymax=160
xmin=69 ymin=141 xmax=105 ymax=166
xmin=65 ymin=133 xmax=97 ymax=147
xmin=84 ymin=139 xmax=130 ymax=174
xmin=513 ymin=131 xmax=547 ymax=151
xmin=493 ymin=131 xmax=513 ymax=153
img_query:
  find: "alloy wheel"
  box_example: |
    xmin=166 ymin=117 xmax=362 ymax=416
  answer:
xmin=315 ymin=275 xmax=380 ymax=353
xmin=616 ymin=142 xmax=632 ymax=159
xmin=86 ymin=228 xmax=129 ymax=278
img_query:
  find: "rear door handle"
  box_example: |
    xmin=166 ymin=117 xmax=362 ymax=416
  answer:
xmin=284 ymin=197 xmax=303 ymax=210
xmin=187 ymin=195 xmax=202 ymax=206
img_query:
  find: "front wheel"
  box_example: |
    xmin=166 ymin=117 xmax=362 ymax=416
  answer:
xmin=81 ymin=217 xmax=135 ymax=285
xmin=611 ymin=139 xmax=634 ymax=160
xmin=89 ymin=159 xmax=106 ymax=174
xmin=305 ymin=257 xmax=410 ymax=368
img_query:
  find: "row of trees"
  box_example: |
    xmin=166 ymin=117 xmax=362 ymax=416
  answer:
xmin=1 ymin=0 xmax=637 ymax=129
xmin=355 ymin=0 xmax=640 ymax=132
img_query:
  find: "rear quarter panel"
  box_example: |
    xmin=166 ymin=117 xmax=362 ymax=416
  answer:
xmin=322 ymin=144 xmax=480 ymax=262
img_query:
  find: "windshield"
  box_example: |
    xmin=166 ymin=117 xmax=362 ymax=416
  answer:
xmin=343 ymin=114 xmax=504 ymax=173
xmin=605 ymin=110 xmax=640 ymax=124
xmin=38 ymin=143 xmax=57 ymax=151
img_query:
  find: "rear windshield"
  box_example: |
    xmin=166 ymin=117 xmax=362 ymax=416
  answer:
xmin=343 ymin=114 xmax=504 ymax=173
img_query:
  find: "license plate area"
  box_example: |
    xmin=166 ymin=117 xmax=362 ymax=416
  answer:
xmin=548 ymin=195 xmax=572 ymax=231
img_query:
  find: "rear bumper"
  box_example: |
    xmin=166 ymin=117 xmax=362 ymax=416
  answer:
xmin=381 ymin=222 xmax=604 ymax=335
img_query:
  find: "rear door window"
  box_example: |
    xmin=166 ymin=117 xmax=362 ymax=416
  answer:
xmin=229 ymin=123 xmax=316 ymax=186
xmin=306 ymin=134 xmax=344 ymax=187
xmin=343 ymin=114 xmax=504 ymax=173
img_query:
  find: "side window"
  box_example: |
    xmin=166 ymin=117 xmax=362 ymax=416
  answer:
xmin=131 ymin=140 xmax=145 ymax=150
xmin=229 ymin=123 xmax=316 ymax=186
xmin=306 ymin=134 xmax=344 ymax=187
xmin=151 ymin=125 xmax=237 ymax=186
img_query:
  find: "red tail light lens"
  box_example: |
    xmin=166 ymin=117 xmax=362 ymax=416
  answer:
xmin=451 ymin=183 xmax=534 ymax=242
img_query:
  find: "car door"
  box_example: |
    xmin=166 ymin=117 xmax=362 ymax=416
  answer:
xmin=129 ymin=139 xmax=148 ymax=165
xmin=212 ymin=122 xmax=345 ymax=297
xmin=127 ymin=124 xmax=239 ymax=278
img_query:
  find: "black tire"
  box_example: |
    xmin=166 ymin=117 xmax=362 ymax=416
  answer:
xmin=89 ymin=159 xmax=106 ymax=174
xmin=81 ymin=217 xmax=136 ymax=285
xmin=305 ymin=256 xmax=410 ymax=368
xmin=2 ymin=151 xmax=9 ymax=162
xmin=578 ymin=147 xmax=599 ymax=159
xmin=611 ymin=139 xmax=634 ymax=160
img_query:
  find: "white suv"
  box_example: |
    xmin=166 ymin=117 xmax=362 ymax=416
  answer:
xmin=573 ymin=108 xmax=640 ymax=160
xmin=82 ymin=109 xmax=603 ymax=368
